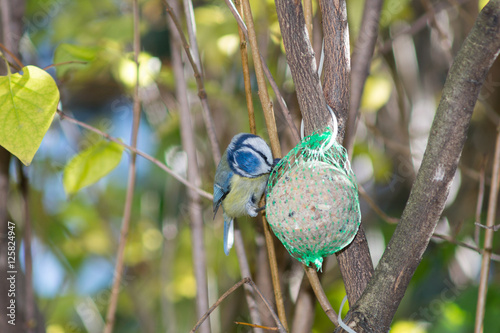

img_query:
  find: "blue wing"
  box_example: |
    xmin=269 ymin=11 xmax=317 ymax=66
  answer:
xmin=213 ymin=152 xmax=233 ymax=217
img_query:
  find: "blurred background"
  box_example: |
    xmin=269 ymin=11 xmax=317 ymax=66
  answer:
xmin=3 ymin=0 xmax=500 ymax=332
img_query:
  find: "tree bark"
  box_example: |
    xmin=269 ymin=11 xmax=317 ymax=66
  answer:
xmin=274 ymin=0 xmax=329 ymax=136
xmin=338 ymin=1 xmax=500 ymax=331
xmin=319 ymin=0 xmax=375 ymax=306
xmin=274 ymin=0 xmax=374 ymax=311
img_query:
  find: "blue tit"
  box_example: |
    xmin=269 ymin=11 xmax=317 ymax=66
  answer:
xmin=213 ymin=133 xmax=275 ymax=255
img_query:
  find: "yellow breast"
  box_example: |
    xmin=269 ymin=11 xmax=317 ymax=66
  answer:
xmin=222 ymin=174 xmax=268 ymax=218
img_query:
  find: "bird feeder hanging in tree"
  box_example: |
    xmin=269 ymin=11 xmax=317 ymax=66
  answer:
xmin=265 ymin=108 xmax=361 ymax=271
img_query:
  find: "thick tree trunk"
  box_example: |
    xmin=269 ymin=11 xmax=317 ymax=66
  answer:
xmin=339 ymin=1 xmax=500 ymax=331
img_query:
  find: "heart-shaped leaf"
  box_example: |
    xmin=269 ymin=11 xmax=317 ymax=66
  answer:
xmin=0 ymin=65 xmax=60 ymax=165
xmin=63 ymin=141 xmax=124 ymax=195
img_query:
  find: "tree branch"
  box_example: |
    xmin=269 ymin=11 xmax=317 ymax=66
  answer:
xmin=344 ymin=0 xmax=384 ymax=153
xmin=475 ymin=128 xmax=500 ymax=332
xmin=103 ymin=1 xmax=142 ymax=332
xmin=167 ymin=1 xmax=210 ymax=332
xmin=224 ymin=0 xmax=300 ymax=143
xmin=318 ymin=0 xmax=375 ymax=306
xmin=274 ymin=0 xmax=329 ymax=136
xmin=319 ymin=0 xmax=350 ymax=139
xmin=342 ymin=2 xmax=500 ymax=331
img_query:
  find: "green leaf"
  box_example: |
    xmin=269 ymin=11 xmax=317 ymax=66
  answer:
xmin=54 ymin=43 xmax=98 ymax=77
xmin=0 ymin=65 xmax=60 ymax=165
xmin=63 ymin=141 xmax=124 ymax=195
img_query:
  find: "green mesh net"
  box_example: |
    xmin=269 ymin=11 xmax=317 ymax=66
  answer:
xmin=265 ymin=128 xmax=361 ymax=271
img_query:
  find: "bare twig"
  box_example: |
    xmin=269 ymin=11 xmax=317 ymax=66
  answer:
xmin=57 ymin=110 xmax=213 ymax=200
xmin=167 ymin=1 xmax=210 ymax=332
xmin=344 ymin=0 xmax=384 ymax=154
xmin=191 ymin=279 xmax=248 ymax=333
xmin=42 ymin=60 xmax=88 ymax=71
xmin=234 ymin=230 xmax=263 ymax=332
xmin=475 ymin=158 xmax=487 ymax=245
xmin=0 ymin=41 xmax=23 ymax=69
xmin=234 ymin=0 xmax=256 ymax=134
xmin=246 ymin=279 xmax=287 ymax=333
xmin=182 ymin=0 xmax=201 ymax=72
xmin=475 ymin=222 xmax=500 ymax=231
xmin=431 ymin=233 xmax=500 ymax=262
xmin=103 ymin=2 xmax=141 ymax=330
xmin=358 ymin=184 xmax=500 ymax=261
xmin=223 ymin=0 xmax=300 ymax=143
xmin=163 ymin=0 xmax=221 ymax=163
xmin=303 ymin=265 xmax=339 ymax=327
xmin=475 ymin=129 xmax=500 ymax=333
xmin=421 ymin=0 xmax=453 ymax=64
xmin=379 ymin=0 xmax=472 ymax=54
xmin=240 ymin=0 xmax=287 ymax=329
xmin=358 ymin=184 xmax=400 ymax=224
xmin=235 ymin=322 xmax=278 ymax=330
xmin=191 ymin=278 xmax=286 ymax=333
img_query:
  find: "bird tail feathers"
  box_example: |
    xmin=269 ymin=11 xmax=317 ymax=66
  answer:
xmin=223 ymin=216 xmax=234 ymax=255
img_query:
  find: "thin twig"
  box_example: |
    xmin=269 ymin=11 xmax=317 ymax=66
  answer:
xmin=234 ymin=322 xmax=278 ymax=330
xmin=358 ymin=184 xmax=400 ymax=224
xmin=475 ymin=129 xmax=500 ymax=332
xmin=234 ymin=0 xmax=256 ymax=134
xmin=182 ymin=0 xmax=202 ymax=72
xmin=475 ymin=157 xmax=487 ymax=245
xmin=42 ymin=60 xmax=88 ymax=71
xmin=246 ymin=279 xmax=287 ymax=333
xmin=191 ymin=278 xmax=286 ymax=333
xmin=240 ymin=0 xmax=281 ymax=157
xmin=191 ymin=279 xmax=248 ymax=333
xmin=103 ymin=2 xmax=141 ymax=331
xmin=360 ymin=183 xmax=500 ymax=262
xmin=0 ymin=41 xmax=24 ymax=69
xmin=234 ymin=230 xmax=263 ymax=332
xmin=421 ymin=0 xmax=453 ymax=64
xmin=57 ymin=110 xmax=213 ymax=200
xmin=167 ymin=1 xmax=211 ymax=332
xmin=379 ymin=0 xmax=472 ymax=54
xmin=475 ymin=222 xmax=500 ymax=231
xmin=240 ymin=0 xmax=287 ymax=330
xmin=163 ymin=0 xmax=221 ymax=163
xmin=223 ymin=0 xmax=300 ymax=143
xmin=344 ymin=0 xmax=384 ymax=154
xmin=431 ymin=233 xmax=500 ymax=262
xmin=303 ymin=265 xmax=339 ymax=327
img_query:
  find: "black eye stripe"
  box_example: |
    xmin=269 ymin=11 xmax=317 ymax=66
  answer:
xmin=239 ymin=143 xmax=272 ymax=166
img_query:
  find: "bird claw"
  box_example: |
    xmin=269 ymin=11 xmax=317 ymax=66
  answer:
xmin=246 ymin=201 xmax=259 ymax=217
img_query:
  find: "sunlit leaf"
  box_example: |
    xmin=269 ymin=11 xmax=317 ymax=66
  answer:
xmin=361 ymin=74 xmax=393 ymax=111
xmin=54 ymin=43 xmax=98 ymax=77
xmin=0 ymin=65 xmax=59 ymax=165
xmin=63 ymin=141 xmax=124 ymax=195
xmin=479 ymin=0 xmax=489 ymax=10
xmin=116 ymin=53 xmax=161 ymax=88
xmin=391 ymin=320 xmax=427 ymax=333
